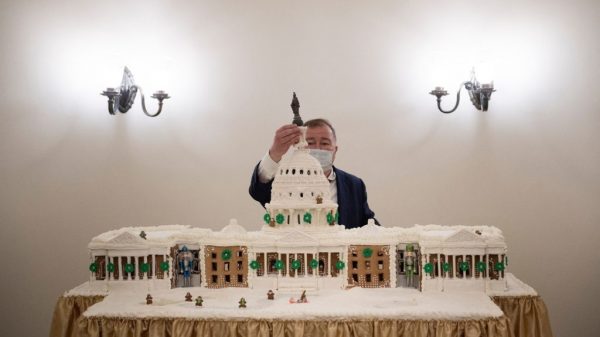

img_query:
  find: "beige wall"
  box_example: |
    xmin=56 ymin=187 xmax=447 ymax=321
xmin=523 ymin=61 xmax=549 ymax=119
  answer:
xmin=1 ymin=1 xmax=598 ymax=336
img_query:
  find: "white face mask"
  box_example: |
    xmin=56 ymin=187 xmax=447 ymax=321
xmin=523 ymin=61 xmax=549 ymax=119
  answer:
xmin=309 ymin=149 xmax=334 ymax=172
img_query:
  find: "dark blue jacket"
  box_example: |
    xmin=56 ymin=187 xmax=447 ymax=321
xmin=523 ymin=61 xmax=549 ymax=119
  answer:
xmin=249 ymin=164 xmax=377 ymax=229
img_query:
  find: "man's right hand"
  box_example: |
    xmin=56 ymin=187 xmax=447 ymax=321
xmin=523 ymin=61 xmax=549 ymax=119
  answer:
xmin=268 ymin=124 xmax=302 ymax=163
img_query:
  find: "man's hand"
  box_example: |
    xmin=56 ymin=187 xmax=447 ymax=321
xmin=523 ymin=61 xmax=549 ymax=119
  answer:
xmin=269 ymin=124 xmax=302 ymax=163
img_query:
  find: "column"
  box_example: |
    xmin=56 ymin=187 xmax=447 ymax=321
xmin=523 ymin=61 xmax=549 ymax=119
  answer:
xmin=118 ymin=256 xmax=123 ymax=281
xmin=152 ymin=255 xmax=157 ymax=279
xmin=437 ymin=254 xmax=442 ymax=278
xmin=107 ymin=255 xmax=112 ymax=281
xmin=424 ymin=254 xmax=429 ymax=280
xmin=142 ymin=255 xmax=148 ymax=280
xmin=462 ymin=255 xmax=466 ymax=278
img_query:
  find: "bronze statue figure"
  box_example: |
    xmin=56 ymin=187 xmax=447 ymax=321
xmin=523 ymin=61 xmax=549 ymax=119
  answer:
xmin=290 ymin=92 xmax=303 ymax=126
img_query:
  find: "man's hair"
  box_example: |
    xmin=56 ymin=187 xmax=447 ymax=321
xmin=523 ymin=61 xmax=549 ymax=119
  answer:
xmin=303 ymin=118 xmax=337 ymax=140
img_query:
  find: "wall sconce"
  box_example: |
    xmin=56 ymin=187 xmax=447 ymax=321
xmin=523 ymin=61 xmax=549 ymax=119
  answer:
xmin=429 ymin=69 xmax=495 ymax=113
xmin=101 ymin=67 xmax=170 ymax=117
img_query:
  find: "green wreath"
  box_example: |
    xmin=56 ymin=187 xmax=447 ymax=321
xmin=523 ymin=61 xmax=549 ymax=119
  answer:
xmin=477 ymin=261 xmax=487 ymax=272
xmin=221 ymin=249 xmax=232 ymax=260
xmin=335 ymin=261 xmax=345 ymax=270
xmin=274 ymin=260 xmax=284 ymax=270
xmin=442 ymin=262 xmax=451 ymax=272
xmin=125 ymin=263 xmax=135 ymax=273
xmin=89 ymin=262 xmax=98 ymax=272
xmin=107 ymin=263 xmax=115 ymax=272
xmin=291 ymin=260 xmax=301 ymax=270
xmin=459 ymin=261 xmax=470 ymax=272
xmin=275 ymin=213 xmax=285 ymax=224
xmin=309 ymin=259 xmax=319 ymax=269
xmin=424 ymin=263 xmax=433 ymax=274
xmin=303 ymin=212 xmax=312 ymax=224
xmin=250 ymin=260 xmax=260 ymax=270
xmin=495 ymin=262 xmax=505 ymax=271
xmin=160 ymin=261 xmax=169 ymax=271
xmin=362 ymin=247 xmax=373 ymax=258
xmin=263 ymin=213 xmax=271 ymax=224
xmin=140 ymin=263 xmax=150 ymax=273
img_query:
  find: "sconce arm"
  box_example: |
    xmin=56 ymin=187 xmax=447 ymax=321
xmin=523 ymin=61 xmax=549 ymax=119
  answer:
xmin=133 ymin=85 xmax=166 ymax=117
xmin=436 ymin=82 xmax=471 ymax=114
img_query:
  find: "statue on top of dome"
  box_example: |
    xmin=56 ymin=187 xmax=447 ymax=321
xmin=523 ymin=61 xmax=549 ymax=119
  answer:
xmin=290 ymin=92 xmax=303 ymax=127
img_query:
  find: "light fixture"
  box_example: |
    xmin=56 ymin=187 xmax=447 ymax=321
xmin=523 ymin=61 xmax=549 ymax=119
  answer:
xmin=101 ymin=67 xmax=170 ymax=117
xmin=429 ymin=69 xmax=495 ymax=113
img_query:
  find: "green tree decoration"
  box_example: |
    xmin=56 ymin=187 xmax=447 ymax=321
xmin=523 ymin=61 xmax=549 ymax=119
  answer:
xmin=335 ymin=261 xmax=345 ymax=270
xmin=309 ymin=259 xmax=319 ymax=269
xmin=89 ymin=262 xmax=98 ymax=272
xmin=362 ymin=247 xmax=373 ymax=258
xmin=263 ymin=213 xmax=271 ymax=224
xmin=140 ymin=263 xmax=150 ymax=273
xmin=303 ymin=212 xmax=312 ymax=224
xmin=495 ymin=262 xmax=505 ymax=271
xmin=250 ymin=260 xmax=260 ymax=270
xmin=442 ymin=263 xmax=451 ymax=272
xmin=221 ymin=249 xmax=232 ymax=260
xmin=125 ymin=264 xmax=135 ymax=273
xmin=477 ymin=261 xmax=486 ymax=272
xmin=275 ymin=213 xmax=285 ymax=224
xmin=160 ymin=261 xmax=169 ymax=271
xmin=274 ymin=260 xmax=284 ymax=270
xmin=107 ymin=263 xmax=115 ymax=272
xmin=335 ymin=212 xmax=339 ymax=222
xmin=459 ymin=261 xmax=470 ymax=272
xmin=326 ymin=212 xmax=334 ymax=223
xmin=291 ymin=260 xmax=301 ymax=270
xmin=424 ymin=263 xmax=434 ymax=274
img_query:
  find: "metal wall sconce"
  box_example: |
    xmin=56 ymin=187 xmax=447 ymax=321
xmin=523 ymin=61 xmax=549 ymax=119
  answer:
xmin=101 ymin=67 xmax=170 ymax=117
xmin=429 ymin=69 xmax=495 ymax=113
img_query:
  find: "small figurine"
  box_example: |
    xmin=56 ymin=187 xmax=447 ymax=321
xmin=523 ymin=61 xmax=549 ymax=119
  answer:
xmin=269 ymin=218 xmax=276 ymax=227
xmin=316 ymin=195 xmax=323 ymax=204
xmin=178 ymin=246 xmax=194 ymax=287
xmin=239 ymin=297 xmax=247 ymax=308
xmin=195 ymin=296 xmax=203 ymax=307
xmin=290 ymin=92 xmax=303 ymax=126
xmin=298 ymin=290 xmax=307 ymax=303
xmin=139 ymin=231 xmax=147 ymax=240
xmin=405 ymin=244 xmax=416 ymax=287
xmin=267 ymin=290 xmax=275 ymax=300
xmin=185 ymin=292 xmax=192 ymax=302
xmin=146 ymin=294 xmax=153 ymax=305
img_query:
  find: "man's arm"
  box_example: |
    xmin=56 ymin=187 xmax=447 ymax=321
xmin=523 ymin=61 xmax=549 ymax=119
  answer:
xmin=249 ymin=161 xmax=273 ymax=208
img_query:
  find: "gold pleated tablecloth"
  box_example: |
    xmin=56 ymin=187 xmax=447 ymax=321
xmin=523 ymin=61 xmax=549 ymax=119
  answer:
xmin=49 ymin=294 xmax=552 ymax=337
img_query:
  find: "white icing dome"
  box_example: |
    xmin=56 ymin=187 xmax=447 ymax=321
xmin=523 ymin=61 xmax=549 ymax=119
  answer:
xmin=220 ymin=219 xmax=247 ymax=234
xmin=269 ymin=147 xmax=332 ymax=207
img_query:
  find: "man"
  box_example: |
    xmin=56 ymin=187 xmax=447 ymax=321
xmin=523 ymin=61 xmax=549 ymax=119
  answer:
xmin=249 ymin=118 xmax=377 ymax=229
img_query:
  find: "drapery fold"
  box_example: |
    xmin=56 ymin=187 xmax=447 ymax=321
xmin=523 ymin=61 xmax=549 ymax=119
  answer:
xmin=49 ymin=295 xmax=105 ymax=337
xmin=50 ymin=295 xmax=553 ymax=337
xmin=75 ymin=317 xmax=512 ymax=337
xmin=492 ymin=296 xmax=553 ymax=337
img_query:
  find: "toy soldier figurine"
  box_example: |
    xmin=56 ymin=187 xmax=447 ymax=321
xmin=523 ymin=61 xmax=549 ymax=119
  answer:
xmin=178 ymin=246 xmax=194 ymax=287
xmin=290 ymin=92 xmax=303 ymax=126
xmin=146 ymin=294 xmax=153 ymax=305
xmin=185 ymin=292 xmax=192 ymax=302
xmin=267 ymin=290 xmax=275 ymax=300
xmin=405 ymin=244 xmax=415 ymax=288
xmin=239 ymin=297 xmax=247 ymax=308
xmin=139 ymin=231 xmax=147 ymax=240
xmin=195 ymin=296 xmax=203 ymax=307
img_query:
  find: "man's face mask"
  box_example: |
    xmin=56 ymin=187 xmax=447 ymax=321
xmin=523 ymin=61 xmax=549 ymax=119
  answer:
xmin=309 ymin=149 xmax=334 ymax=172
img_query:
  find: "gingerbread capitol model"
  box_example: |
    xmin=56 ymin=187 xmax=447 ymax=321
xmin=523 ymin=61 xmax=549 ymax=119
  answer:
xmin=85 ymin=127 xmax=511 ymax=295
xmin=62 ymin=125 xmax=549 ymax=331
